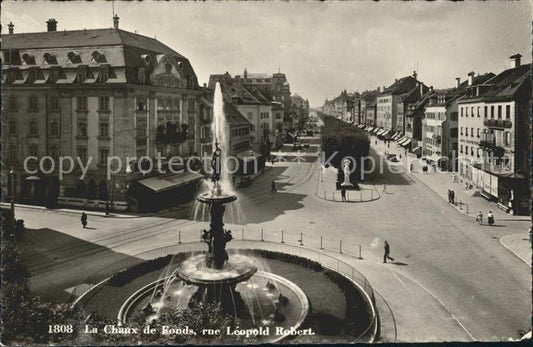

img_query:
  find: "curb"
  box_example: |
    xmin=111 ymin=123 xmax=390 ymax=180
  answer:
xmin=499 ymin=234 xmax=531 ymax=267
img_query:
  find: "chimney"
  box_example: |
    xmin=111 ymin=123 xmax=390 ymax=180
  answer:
xmin=8 ymin=22 xmax=14 ymax=34
xmin=419 ymin=82 xmax=423 ymax=96
xmin=455 ymin=77 xmax=461 ymax=88
xmin=510 ymin=54 xmax=521 ymax=68
xmin=467 ymin=71 xmax=475 ymax=86
xmin=244 ymin=68 xmax=248 ymax=79
xmin=412 ymin=70 xmax=417 ymax=80
xmin=47 ymin=18 xmax=57 ymax=32
xmin=113 ymin=14 xmax=120 ymax=29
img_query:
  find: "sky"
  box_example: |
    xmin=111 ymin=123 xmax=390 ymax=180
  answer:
xmin=2 ymin=1 xmax=531 ymax=107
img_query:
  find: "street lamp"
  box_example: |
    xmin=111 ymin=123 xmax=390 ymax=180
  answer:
xmin=9 ymin=167 xmax=15 ymax=222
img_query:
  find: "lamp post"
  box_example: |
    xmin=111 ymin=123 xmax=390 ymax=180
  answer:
xmin=9 ymin=167 xmax=15 ymax=222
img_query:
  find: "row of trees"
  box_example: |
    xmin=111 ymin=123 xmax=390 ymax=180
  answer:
xmin=320 ymin=115 xmax=370 ymax=184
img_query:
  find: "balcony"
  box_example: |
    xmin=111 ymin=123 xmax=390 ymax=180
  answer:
xmin=432 ymin=134 xmax=441 ymax=143
xmin=484 ymin=119 xmax=512 ymax=128
xmin=478 ymin=140 xmax=495 ymax=149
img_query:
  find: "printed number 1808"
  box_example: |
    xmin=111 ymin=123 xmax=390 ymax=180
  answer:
xmin=49 ymin=325 xmax=74 ymax=333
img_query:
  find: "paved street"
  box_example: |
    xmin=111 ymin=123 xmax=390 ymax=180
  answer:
xmin=17 ymin=136 xmax=531 ymax=342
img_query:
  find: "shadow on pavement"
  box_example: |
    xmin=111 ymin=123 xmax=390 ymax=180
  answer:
xmin=391 ymin=261 xmax=409 ymax=266
xmin=240 ymin=191 xmax=307 ymax=224
xmin=22 ymin=228 xmax=140 ymax=303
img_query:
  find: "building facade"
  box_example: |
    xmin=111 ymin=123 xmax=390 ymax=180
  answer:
xmin=2 ymin=18 xmax=206 ymax=211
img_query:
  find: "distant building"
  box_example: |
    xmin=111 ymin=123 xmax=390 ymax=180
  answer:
xmin=290 ymin=93 xmax=310 ymax=131
xmin=457 ymin=54 xmax=530 ymax=215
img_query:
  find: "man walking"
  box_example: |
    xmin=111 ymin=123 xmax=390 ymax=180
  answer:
xmin=271 ymin=181 xmax=277 ymax=193
xmin=341 ymin=188 xmax=346 ymax=202
xmin=81 ymin=212 xmax=88 ymax=229
xmin=383 ymin=241 xmax=394 ymax=263
xmin=382 ymin=184 xmax=387 ymax=194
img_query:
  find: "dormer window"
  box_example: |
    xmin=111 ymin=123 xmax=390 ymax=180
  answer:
xmin=91 ymin=50 xmax=106 ymax=64
xmin=97 ymin=65 xmax=109 ymax=83
xmin=138 ymin=67 xmax=146 ymax=84
xmin=67 ymin=51 xmax=82 ymax=64
xmin=22 ymin=53 xmax=36 ymax=65
xmin=43 ymin=53 xmax=57 ymax=64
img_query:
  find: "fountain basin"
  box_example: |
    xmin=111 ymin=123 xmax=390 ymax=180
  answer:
xmin=177 ymin=254 xmax=257 ymax=285
xmin=197 ymin=192 xmax=237 ymax=204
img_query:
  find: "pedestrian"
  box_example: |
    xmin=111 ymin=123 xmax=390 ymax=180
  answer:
xmin=487 ymin=211 xmax=494 ymax=226
xmin=399 ymin=154 xmax=402 ymax=159
xmin=105 ymin=202 xmax=110 ymax=216
xmin=382 ymin=184 xmax=387 ymax=194
xmin=450 ymin=190 xmax=455 ymax=204
xmin=341 ymin=188 xmax=346 ymax=202
xmin=447 ymin=190 xmax=452 ymax=203
xmin=476 ymin=210 xmax=483 ymax=225
xmin=81 ymin=212 xmax=88 ymax=228
xmin=387 ymin=142 xmax=390 ymax=148
xmin=375 ymin=140 xmax=378 ymax=145
xmin=410 ymin=163 xmax=414 ymax=172
xmin=383 ymin=241 xmax=395 ymax=263
xmin=271 ymin=181 xmax=277 ymax=193
xmin=271 ymin=156 xmax=275 ymax=165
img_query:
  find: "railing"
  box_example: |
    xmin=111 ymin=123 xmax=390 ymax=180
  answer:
xmin=69 ymin=235 xmax=380 ymax=341
xmin=484 ymin=119 xmax=512 ymax=128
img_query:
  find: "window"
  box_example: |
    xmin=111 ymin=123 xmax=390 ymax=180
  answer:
xmin=77 ymin=97 xmax=87 ymax=111
xmin=505 ymin=132 xmax=511 ymax=146
xmin=50 ymin=96 xmax=60 ymax=111
xmin=460 ymin=145 xmax=463 ymax=154
xmin=484 ymin=106 xmax=488 ymax=118
xmin=477 ymin=107 xmax=480 ymax=117
xmin=78 ymin=147 xmax=88 ymax=163
xmin=465 ymin=145 xmax=468 ymax=155
xmin=8 ymin=120 xmax=17 ymax=134
xmin=157 ymin=98 xmax=164 ymax=111
xmin=50 ymin=120 xmax=59 ymax=136
xmin=29 ymin=144 xmax=38 ymax=157
xmin=505 ymin=105 xmax=511 ymax=119
xmin=450 ymin=128 xmax=458 ymax=137
xmin=490 ymin=105 xmax=494 ymax=119
xmin=471 ymin=107 xmax=474 ymax=117
xmin=471 ymin=148 xmax=474 ymax=156
xmin=477 ymin=129 xmax=480 ymax=138
xmin=50 ymin=145 xmax=59 ymax=160
xmin=460 ymin=107 xmax=463 ymax=117
xmin=29 ymin=120 xmax=38 ymax=136
xmin=99 ymin=148 xmax=109 ymax=165
xmin=497 ymin=105 xmax=502 ymax=119
xmin=460 ymin=127 xmax=463 ymax=135
xmin=8 ymin=96 xmax=17 ymax=110
xmin=470 ymin=128 xmax=474 ymax=137
xmin=137 ymin=96 xmax=147 ymax=111
xmin=99 ymin=121 xmax=109 ymax=138
xmin=98 ymin=96 xmax=109 ymax=111
xmin=29 ymin=96 xmax=38 ymax=111
xmin=465 ymin=107 xmax=469 ymax=117
xmin=78 ymin=121 xmax=87 ymax=137
xmin=477 ymin=149 xmax=481 ymax=158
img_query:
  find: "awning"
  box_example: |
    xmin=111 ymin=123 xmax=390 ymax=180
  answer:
xmin=412 ymin=146 xmax=422 ymax=153
xmin=137 ymin=171 xmax=203 ymax=193
xmin=400 ymin=138 xmax=411 ymax=145
xmin=401 ymin=139 xmax=412 ymax=147
xmin=377 ymin=129 xmax=386 ymax=136
xmin=382 ymin=130 xmax=391 ymax=137
xmin=397 ymin=136 xmax=407 ymax=143
xmin=372 ymin=128 xmax=382 ymax=134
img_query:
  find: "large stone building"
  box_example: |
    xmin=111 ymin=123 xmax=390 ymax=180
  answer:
xmin=457 ymin=54 xmax=530 ymax=215
xmin=2 ymin=17 xmax=207 ymax=211
xmin=290 ymin=93 xmax=310 ymax=131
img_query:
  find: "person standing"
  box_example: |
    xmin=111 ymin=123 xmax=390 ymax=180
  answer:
xmin=450 ymin=190 xmax=455 ymax=205
xmin=383 ymin=241 xmax=395 ymax=263
xmin=487 ymin=211 xmax=494 ymax=226
xmin=341 ymin=188 xmax=346 ymax=202
xmin=271 ymin=181 xmax=277 ymax=193
xmin=447 ymin=190 xmax=452 ymax=203
xmin=476 ymin=211 xmax=483 ymax=225
xmin=382 ymin=184 xmax=387 ymax=194
xmin=81 ymin=212 xmax=88 ymax=229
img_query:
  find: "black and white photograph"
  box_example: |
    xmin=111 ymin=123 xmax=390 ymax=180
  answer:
xmin=1 ymin=1 xmax=531 ymax=344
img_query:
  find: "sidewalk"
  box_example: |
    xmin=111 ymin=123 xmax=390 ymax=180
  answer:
xmin=370 ymin=136 xmax=529 ymax=222
xmin=316 ymin=160 xmax=380 ymax=203
xmin=499 ymin=233 xmax=532 ymax=266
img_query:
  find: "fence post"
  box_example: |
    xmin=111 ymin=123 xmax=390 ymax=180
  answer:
xmin=459 ymin=200 xmax=463 ymax=210
xmin=359 ymin=245 xmax=362 ymax=259
xmin=178 ymin=230 xmax=182 ymax=244
xmin=242 ymin=228 xmax=244 ymax=240
xmin=281 ymin=230 xmax=285 ymax=243
xmin=261 ymin=228 xmax=264 ymax=241
xmin=299 ymin=232 xmax=303 ymax=246
xmin=371 ymin=191 xmax=374 ymax=199
xmin=466 ymin=203 xmax=469 ymax=214
xmin=360 ymin=191 xmax=363 ymax=201
xmin=320 ymin=236 xmax=323 ymax=249
xmin=339 ymin=240 xmax=342 ymax=253
xmin=347 ymin=192 xmax=349 ymax=201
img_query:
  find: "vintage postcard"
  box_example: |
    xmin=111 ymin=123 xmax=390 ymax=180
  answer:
xmin=1 ymin=1 xmax=531 ymax=345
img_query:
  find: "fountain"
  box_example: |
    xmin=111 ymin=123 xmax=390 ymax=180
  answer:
xmin=115 ymin=83 xmax=309 ymax=342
